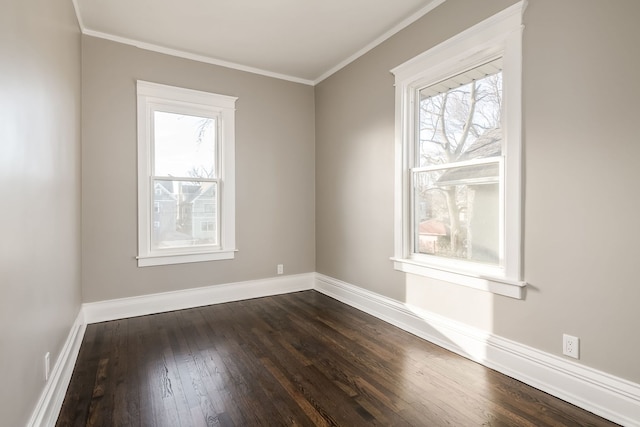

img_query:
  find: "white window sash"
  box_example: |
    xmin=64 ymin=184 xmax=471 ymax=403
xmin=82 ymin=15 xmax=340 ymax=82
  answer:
xmin=149 ymin=176 xmax=222 ymax=252
xmin=136 ymin=80 xmax=237 ymax=267
xmin=391 ymin=1 xmax=526 ymax=299
xmin=409 ymin=157 xmax=504 ymax=272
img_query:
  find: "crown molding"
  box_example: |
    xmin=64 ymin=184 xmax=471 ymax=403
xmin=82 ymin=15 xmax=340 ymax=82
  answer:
xmin=82 ymin=29 xmax=315 ymax=86
xmin=71 ymin=0 xmax=447 ymax=86
xmin=313 ymin=0 xmax=446 ymax=84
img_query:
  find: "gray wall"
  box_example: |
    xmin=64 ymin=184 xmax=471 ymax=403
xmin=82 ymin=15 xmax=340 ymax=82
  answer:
xmin=0 ymin=0 xmax=82 ymax=425
xmin=4 ymin=2 xmax=638 ymax=424
xmin=315 ymin=0 xmax=640 ymax=383
xmin=81 ymin=37 xmax=316 ymax=302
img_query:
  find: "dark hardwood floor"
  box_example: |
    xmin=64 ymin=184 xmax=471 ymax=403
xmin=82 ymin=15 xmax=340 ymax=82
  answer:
xmin=57 ymin=291 xmax=617 ymax=426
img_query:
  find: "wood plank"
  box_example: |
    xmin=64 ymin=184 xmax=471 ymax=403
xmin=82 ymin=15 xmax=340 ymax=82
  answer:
xmin=56 ymin=291 xmax=619 ymax=427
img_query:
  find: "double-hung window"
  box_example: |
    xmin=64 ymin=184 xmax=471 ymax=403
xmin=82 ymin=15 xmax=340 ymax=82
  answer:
xmin=136 ymin=81 xmax=237 ymax=266
xmin=391 ymin=2 xmax=526 ymax=298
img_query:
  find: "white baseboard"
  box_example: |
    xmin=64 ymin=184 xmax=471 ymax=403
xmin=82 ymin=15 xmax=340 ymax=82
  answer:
xmin=28 ymin=273 xmax=314 ymax=426
xmin=83 ymin=273 xmax=315 ymax=324
xmin=313 ymin=273 xmax=640 ymax=427
xmin=29 ymin=272 xmax=640 ymax=426
xmin=27 ymin=309 xmax=86 ymax=427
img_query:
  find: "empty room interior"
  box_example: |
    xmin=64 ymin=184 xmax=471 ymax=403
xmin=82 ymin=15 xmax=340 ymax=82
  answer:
xmin=2 ymin=0 xmax=640 ymax=425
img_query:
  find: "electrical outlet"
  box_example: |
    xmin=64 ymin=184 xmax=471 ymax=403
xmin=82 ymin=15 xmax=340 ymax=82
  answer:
xmin=277 ymin=264 xmax=284 ymax=275
xmin=563 ymin=334 xmax=579 ymax=359
xmin=44 ymin=352 xmax=51 ymax=381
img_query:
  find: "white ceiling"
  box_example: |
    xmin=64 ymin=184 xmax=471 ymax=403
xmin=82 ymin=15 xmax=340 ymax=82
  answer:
xmin=73 ymin=0 xmax=444 ymax=85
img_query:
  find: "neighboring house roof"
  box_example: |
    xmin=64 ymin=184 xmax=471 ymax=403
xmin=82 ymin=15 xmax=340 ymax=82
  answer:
xmin=154 ymin=181 xmax=177 ymax=200
xmin=191 ymin=182 xmax=216 ymax=204
xmin=153 ymin=181 xmax=215 ymax=204
xmin=419 ymin=219 xmax=449 ymax=236
xmin=438 ymin=127 xmax=502 ymax=186
xmin=458 ymin=127 xmax=502 ymax=161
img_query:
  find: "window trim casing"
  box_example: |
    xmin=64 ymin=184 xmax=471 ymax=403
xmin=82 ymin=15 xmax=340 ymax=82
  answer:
xmin=136 ymin=81 xmax=237 ymax=267
xmin=391 ymin=1 xmax=526 ymax=299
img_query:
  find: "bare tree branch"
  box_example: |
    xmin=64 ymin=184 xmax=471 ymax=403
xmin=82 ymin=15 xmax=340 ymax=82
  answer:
xmin=455 ymin=80 xmax=477 ymax=158
xmin=438 ymin=94 xmax=453 ymax=161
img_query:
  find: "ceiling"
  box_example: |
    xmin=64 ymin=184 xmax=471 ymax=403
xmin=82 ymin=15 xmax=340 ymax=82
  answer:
xmin=73 ymin=0 xmax=444 ymax=85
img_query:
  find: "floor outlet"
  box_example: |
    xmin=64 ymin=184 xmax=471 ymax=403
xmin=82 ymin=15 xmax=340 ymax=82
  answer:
xmin=277 ymin=264 xmax=284 ymax=275
xmin=562 ymin=334 xmax=579 ymax=359
xmin=44 ymin=352 xmax=51 ymax=381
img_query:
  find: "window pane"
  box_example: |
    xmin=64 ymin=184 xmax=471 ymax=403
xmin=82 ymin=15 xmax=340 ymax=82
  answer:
xmin=154 ymin=111 xmax=216 ymax=178
xmin=418 ymin=65 xmax=502 ymax=168
xmin=151 ymin=179 xmax=218 ymax=249
xmin=414 ymin=163 xmax=500 ymax=265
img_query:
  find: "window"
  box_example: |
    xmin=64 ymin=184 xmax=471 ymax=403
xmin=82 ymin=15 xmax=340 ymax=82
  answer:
xmin=391 ymin=2 xmax=525 ymax=298
xmin=201 ymin=221 xmax=215 ymax=232
xmin=137 ymin=81 xmax=237 ymax=266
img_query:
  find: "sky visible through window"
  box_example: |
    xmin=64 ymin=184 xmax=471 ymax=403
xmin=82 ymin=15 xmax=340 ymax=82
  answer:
xmin=153 ymin=111 xmax=216 ymax=178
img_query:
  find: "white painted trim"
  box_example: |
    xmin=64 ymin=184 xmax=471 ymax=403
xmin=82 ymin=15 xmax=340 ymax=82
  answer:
xmin=313 ymin=273 xmax=640 ymax=427
xmin=28 ymin=271 xmax=640 ymax=426
xmin=313 ymin=0 xmax=446 ymax=84
xmin=26 ymin=310 xmax=86 ymax=427
xmin=136 ymin=81 xmax=238 ymax=267
xmin=391 ymin=1 xmax=526 ymax=79
xmin=391 ymin=1 xmax=526 ymax=295
xmin=83 ymin=273 xmax=315 ymax=324
xmin=137 ymin=249 xmax=236 ymax=267
xmin=75 ymin=2 xmax=446 ymax=85
xmin=82 ymin=29 xmax=315 ymax=86
xmin=27 ymin=274 xmax=313 ymax=425
xmin=392 ymin=258 xmax=525 ymax=299
xmin=71 ymin=0 xmax=85 ymax=31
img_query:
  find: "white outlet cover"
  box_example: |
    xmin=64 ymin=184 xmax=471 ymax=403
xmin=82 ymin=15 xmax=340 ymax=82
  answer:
xmin=563 ymin=334 xmax=580 ymax=359
xmin=44 ymin=352 xmax=51 ymax=381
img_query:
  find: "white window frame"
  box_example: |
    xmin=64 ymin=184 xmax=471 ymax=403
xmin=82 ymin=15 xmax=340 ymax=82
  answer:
xmin=391 ymin=1 xmax=526 ymax=299
xmin=136 ymin=81 xmax=237 ymax=267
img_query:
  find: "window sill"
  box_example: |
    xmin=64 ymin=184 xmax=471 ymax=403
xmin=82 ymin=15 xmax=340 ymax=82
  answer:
xmin=138 ymin=249 xmax=236 ymax=267
xmin=391 ymin=257 xmax=526 ymax=299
